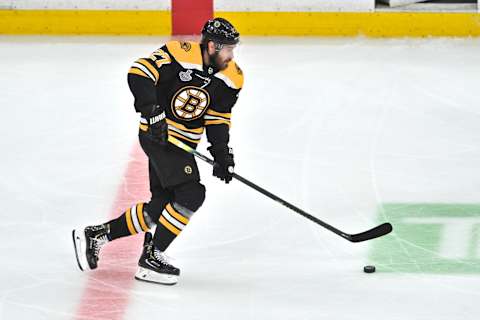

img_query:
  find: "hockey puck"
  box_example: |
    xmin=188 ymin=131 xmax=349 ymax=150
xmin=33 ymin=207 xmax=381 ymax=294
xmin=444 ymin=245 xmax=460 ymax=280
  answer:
xmin=363 ymin=265 xmax=376 ymax=273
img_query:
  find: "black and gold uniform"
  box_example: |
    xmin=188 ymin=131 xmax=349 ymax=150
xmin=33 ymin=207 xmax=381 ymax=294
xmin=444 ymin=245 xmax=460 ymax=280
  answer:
xmin=122 ymin=40 xmax=243 ymax=251
xmin=130 ymin=40 xmax=243 ymax=150
xmin=72 ymin=18 xmax=242 ymax=285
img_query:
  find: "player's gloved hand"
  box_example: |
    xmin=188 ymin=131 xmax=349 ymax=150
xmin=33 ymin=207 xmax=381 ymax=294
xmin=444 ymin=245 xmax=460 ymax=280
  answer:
xmin=146 ymin=105 xmax=168 ymax=145
xmin=208 ymin=144 xmax=235 ymax=184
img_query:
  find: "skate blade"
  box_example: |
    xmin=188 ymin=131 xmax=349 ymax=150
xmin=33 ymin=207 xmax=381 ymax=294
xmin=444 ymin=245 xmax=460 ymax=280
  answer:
xmin=72 ymin=229 xmax=89 ymax=271
xmin=134 ymin=267 xmax=178 ymax=285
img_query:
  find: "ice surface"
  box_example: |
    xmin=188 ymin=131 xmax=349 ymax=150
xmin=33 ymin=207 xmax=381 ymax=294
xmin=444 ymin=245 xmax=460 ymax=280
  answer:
xmin=0 ymin=36 xmax=479 ymax=319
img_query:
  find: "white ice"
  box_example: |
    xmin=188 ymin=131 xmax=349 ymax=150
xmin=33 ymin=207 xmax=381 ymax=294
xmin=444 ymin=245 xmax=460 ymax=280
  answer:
xmin=0 ymin=36 xmax=479 ymax=320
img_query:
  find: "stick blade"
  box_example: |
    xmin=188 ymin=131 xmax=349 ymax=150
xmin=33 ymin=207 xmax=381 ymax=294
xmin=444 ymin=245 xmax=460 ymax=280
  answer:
xmin=348 ymin=223 xmax=393 ymax=243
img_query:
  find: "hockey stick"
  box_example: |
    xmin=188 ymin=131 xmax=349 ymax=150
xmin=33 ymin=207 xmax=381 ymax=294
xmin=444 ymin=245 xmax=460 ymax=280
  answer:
xmin=168 ymin=136 xmax=392 ymax=243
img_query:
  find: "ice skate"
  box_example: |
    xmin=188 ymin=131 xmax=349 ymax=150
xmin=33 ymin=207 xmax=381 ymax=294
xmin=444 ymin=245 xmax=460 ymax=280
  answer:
xmin=135 ymin=232 xmax=180 ymax=285
xmin=72 ymin=224 xmax=110 ymax=271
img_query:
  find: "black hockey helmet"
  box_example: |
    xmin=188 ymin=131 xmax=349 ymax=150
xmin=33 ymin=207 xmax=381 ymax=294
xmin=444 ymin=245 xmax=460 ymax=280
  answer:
xmin=201 ymin=17 xmax=240 ymax=47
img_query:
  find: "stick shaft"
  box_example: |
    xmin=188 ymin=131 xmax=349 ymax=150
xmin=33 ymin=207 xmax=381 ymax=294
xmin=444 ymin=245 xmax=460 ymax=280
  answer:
xmin=167 ymin=136 xmax=391 ymax=242
xmin=231 ymin=172 xmax=351 ymax=239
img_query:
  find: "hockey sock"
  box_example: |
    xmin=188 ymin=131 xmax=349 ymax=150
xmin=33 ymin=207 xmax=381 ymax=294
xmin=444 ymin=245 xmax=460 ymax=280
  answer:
xmin=154 ymin=202 xmax=193 ymax=251
xmin=107 ymin=203 xmax=154 ymax=240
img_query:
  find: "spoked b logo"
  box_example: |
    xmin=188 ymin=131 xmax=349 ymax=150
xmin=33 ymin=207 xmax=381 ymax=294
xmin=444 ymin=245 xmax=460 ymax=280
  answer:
xmin=171 ymin=86 xmax=210 ymax=121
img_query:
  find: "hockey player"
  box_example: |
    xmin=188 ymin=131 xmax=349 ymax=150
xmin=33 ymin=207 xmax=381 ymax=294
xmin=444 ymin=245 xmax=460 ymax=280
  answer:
xmin=72 ymin=17 xmax=243 ymax=285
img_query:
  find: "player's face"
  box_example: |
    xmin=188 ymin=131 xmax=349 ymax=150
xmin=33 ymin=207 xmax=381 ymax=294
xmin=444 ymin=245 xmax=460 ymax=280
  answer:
xmin=215 ymin=44 xmax=236 ymax=71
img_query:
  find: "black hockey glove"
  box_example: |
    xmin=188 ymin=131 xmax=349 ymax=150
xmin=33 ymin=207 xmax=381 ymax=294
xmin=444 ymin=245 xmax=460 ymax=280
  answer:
xmin=208 ymin=144 xmax=235 ymax=184
xmin=145 ymin=105 xmax=168 ymax=145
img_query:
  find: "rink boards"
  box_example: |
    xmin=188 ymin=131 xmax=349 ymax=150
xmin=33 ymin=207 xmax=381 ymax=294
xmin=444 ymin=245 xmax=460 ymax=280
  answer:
xmin=0 ymin=0 xmax=480 ymax=36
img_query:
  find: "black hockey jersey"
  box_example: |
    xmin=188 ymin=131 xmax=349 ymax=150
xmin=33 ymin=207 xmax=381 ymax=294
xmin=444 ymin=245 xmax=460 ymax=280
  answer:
xmin=127 ymin=40 xmax=244 ymax=149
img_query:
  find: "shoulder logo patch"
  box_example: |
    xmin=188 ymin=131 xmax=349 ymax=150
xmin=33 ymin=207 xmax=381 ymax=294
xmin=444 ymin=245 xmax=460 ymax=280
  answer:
xmin=235 ymin=63 xmax=243 ymax=75
xmin=180 ymin=42 xmax=192 ymax=52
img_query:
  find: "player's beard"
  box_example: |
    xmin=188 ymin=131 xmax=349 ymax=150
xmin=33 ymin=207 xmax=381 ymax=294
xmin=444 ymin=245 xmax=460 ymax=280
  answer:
xmin=210 ymin=52 xmax=230 ymax=71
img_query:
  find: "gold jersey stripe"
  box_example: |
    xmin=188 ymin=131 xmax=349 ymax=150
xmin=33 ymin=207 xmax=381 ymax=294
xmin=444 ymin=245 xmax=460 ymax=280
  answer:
xmin=159 ymin=216 xmax=181 ymax=235
xmin=166 ymin=203 xmax=189 ymax=225
xmin=136 ymin=58 xmax=159 ymax=81
xmin=128 ymin=67 xmax=150 ymax=79
xmin=206 ymin=109 xmax=231 ymax=119
xmin=166 ymin=119 xmax=204 ymax=134
xmin=166 ymin=41 xmax=202 ymax=68
xmin=141 ymin=124 xmax=202 ymax=142
xmin=136 ymin=203 xmax=149 ymax=232
xmin=168 ymin=130 xmax=201 ymax=144
xmin=205 ymin=119 xmax=231 ymax=127
xmin=125 ymin=208 xmax=137 ymax=235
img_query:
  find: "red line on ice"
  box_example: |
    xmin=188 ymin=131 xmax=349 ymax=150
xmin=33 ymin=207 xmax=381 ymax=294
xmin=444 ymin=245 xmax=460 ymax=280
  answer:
xmin=74 ymin=143 xmax=149 ymax=320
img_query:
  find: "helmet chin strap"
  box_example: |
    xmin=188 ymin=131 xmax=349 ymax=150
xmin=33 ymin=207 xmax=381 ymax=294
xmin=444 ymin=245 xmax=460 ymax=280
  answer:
xmin=201 ymin=41 xmax=224 ymax=74
xmin=207 ymin=48 xmax=222 ymax=72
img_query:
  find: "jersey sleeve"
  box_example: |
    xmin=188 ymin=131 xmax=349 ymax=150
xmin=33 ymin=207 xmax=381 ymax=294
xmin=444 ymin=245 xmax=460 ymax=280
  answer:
xmin=127 ymin=45 xmax=172 ymax=116
xmin=206 ymin=61 xmax=244 ymax=147
xmin=206 ymin=86 xmax=241 ymax=146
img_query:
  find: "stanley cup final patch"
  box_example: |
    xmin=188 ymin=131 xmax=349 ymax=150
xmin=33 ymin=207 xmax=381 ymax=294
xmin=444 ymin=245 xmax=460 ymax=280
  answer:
xmin=179 ymin=70 xmax=193 ymax=82
xmin=184 ymin=165 xmax=193 ymax=175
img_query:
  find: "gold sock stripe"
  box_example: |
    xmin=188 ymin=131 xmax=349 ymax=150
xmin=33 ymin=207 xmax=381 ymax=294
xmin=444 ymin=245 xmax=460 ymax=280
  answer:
xmin=136 ymin=203 xmax=150 ymax=232
xmin=166 ymin=203 xmax=189 ymax=225
xmin=125 ymin=208 xmax=137 ymax=235
xmin=159 ymin=216 xmax=181 ymax=235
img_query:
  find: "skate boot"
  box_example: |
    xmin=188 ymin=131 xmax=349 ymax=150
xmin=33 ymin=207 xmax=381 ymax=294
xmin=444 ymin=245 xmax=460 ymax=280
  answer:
xmin=135 ymin=232 xmax=180 ymax=285
xmin=72 ymin=224 xmax=110 ymax=271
